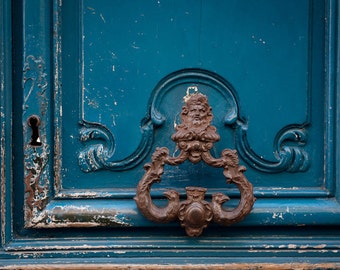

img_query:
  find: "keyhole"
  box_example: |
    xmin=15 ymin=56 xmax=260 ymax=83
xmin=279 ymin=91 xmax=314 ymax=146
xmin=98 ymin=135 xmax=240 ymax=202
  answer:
xmin=27 ymin=115 xmax=42 ymax=146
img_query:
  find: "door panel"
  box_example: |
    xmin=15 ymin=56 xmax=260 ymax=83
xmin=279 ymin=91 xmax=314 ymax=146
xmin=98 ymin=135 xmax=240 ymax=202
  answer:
xmin=18 ymin=0 xmax=338 ymax=228
xmin=2 ymin=0 xmax=340 ymax=266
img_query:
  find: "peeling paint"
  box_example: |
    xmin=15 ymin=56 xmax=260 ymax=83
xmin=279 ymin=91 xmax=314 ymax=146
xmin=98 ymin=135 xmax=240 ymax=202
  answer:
xmin=24 ymin=143 xmax=50 ymax=226
xmin=23 ymin=56 xmax=48 ymax=109
xmin=22 ymin=53 xmax=52 ymax=228
xmin=27 ymin=205 xmax=133 ymax=228
xmin=299 ymin=245 xmax=309 ymax=249
xmin=1 ymin=118 xmax=6 ymax=245
xmin=113 ymin=250 xmax=127 ymax=254
xmin=272 ymin=212 xmax=284 ymax=220
xmin=53 ymin=2 xmax=63 ymax=196
xmin=2 ymin=263 xmax=340 ymax=270
xmin=313 ymin=244 xmax=327 ymax=249
xmin=53 ymin=124 xmax=61 ymax=193
xmin=287 ymin=244 xmax=297 ymax=249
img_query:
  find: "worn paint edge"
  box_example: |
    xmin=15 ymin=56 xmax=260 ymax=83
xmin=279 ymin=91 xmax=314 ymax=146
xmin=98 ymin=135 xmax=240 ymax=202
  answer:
xmin=52 ymin=0 xmax=63 ymax=194
xmin=1 ymin=263 xmax=340 ymax=270
xmin=0 ymin=0 xmax=12 ymax=246
xmin=25 ymin=204 xmax=133 ymax=228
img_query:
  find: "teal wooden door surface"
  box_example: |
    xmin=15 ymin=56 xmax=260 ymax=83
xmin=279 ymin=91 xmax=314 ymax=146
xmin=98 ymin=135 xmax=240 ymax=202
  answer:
xmin=1 ymin=0 xmax=340 ymax=266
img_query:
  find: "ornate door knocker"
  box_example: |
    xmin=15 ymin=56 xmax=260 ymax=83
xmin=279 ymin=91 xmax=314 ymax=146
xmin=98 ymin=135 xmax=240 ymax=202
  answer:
xmin=134 ymin=88 xmax=255 ymax=237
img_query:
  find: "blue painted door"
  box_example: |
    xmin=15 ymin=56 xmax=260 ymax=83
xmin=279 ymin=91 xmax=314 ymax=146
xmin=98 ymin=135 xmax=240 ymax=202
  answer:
xmin=1 ymin=0 xmax=340 ymax=266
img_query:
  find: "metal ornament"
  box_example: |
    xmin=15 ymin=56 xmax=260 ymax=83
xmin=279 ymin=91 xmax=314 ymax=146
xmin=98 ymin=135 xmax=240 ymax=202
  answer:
xmin=135 ymin=90 xmax=255 ymax=237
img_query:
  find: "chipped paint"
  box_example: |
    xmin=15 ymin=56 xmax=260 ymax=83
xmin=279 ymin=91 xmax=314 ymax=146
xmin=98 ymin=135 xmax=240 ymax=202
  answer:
xmin=24 ymin=196 xmax=134 ymax=229
xmin=99 ymin=13 xmax=106 ymax=23
xmin=272 ymin=212 xmax=284 ymax=220
xmin=2 ymin=263 xmax=340 ymax=270
xmin=299 ymin=244 xmax=309 ymax=249
xmin=24 ymin=143 xmax=50 ymax=226
xmin=22 ymin=53 xmax=52 ymax=228
xmin=1 ymin=116 xmax=6 ymax=245
xmin=23 ymin=56 xmax=48 ymax=109
xmin=287 ymin=244 xmax=297 ymax=249
xmin=313 ymin=244 xmax=327 ymax=249
xmin=53 ymin=15 xmax=63 ymax=195
xmin=55 ymin=191 xmax=112 ymax=198
xmin=53 ymin=123 xmax=61 ymax=193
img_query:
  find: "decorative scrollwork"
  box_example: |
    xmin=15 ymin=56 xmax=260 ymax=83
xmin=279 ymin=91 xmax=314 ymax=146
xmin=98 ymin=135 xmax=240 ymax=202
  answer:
xmin=78 ymin=120 xmax=154 ymax=172
xmin=235 ymin=123 xmax=309 ymax=173
xmin=135 ymin=91 xmax=256 ymax=237
xmin=78 ymin=68 xmax=309 ymax=173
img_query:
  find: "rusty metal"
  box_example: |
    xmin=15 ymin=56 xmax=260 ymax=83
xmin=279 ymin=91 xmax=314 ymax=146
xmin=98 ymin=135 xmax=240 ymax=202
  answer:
xmin=135 ymin=90 xmax=256 ymax=237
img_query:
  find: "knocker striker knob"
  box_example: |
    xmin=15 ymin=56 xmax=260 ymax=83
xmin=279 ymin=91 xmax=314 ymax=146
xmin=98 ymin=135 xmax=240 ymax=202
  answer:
xmin=134 ymin=87 xmax=255 ymax=237
xmin=178 ymin=187 xmax=213 ymax=237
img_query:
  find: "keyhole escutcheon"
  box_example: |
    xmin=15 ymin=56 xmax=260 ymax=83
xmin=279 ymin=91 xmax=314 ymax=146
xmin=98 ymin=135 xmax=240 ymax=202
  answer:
xmin=27 ymin=115 xmax=42 ymax=146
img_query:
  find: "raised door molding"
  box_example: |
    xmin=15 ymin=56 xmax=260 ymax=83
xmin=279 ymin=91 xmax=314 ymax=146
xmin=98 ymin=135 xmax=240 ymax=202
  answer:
xmin=1 ymin=0 xmax=339 ymax=266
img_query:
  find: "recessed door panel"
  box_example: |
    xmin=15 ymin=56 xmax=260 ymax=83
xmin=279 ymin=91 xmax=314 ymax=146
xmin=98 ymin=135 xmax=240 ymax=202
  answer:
xmin=13 ymin=0 xmax=339 ymax=232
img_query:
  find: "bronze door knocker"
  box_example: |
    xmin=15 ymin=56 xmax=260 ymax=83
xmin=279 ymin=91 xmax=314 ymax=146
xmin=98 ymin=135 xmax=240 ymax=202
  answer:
xmin=135 ymin=88 xmax=255 ymax=237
